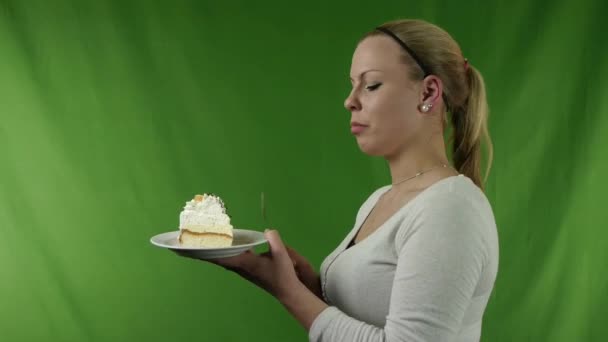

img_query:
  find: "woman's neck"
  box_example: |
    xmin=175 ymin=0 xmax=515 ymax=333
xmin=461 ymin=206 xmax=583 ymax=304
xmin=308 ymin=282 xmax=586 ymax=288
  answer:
xmin=386 ymin=139 xmax=455 ymax=188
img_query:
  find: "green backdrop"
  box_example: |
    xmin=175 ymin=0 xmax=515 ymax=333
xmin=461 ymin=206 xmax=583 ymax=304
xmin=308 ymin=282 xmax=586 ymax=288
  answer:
xmin=1 ymin=0 xmax=606 ymax=341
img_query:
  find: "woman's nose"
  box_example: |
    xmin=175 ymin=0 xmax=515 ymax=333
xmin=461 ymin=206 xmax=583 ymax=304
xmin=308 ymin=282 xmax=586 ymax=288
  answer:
xmin=344 ymin=91 xmax=361 ymax=112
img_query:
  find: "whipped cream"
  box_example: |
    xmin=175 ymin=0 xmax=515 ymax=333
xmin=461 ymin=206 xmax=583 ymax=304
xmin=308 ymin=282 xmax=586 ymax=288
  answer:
xmin=179 ymin=194 xmax=231 ymax=229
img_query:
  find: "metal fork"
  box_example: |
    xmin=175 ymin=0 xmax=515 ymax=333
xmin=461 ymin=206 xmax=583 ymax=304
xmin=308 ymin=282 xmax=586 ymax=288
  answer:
xmin=261 ymin=191 xmax=267 ymax=227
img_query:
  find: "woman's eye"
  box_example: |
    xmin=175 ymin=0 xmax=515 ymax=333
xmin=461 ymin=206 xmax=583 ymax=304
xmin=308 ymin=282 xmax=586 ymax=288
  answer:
xmin=365 ymin=83 xmax=382 ymax=91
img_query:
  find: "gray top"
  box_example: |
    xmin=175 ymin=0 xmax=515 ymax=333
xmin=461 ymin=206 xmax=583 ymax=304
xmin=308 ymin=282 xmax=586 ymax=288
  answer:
xmin=309 ymin=175 xmax=499 ymax=342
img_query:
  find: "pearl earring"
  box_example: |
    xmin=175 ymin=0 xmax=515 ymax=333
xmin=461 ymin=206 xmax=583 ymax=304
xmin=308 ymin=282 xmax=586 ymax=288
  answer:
xmin=420 ymin=103 xmax=433 ymax=112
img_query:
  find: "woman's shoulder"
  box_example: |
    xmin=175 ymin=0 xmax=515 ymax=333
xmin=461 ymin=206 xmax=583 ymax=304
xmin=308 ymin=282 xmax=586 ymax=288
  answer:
xmin=392 ymin=175 xmax=498 ymax=263
xmin=406 ymin=174 xmax=497 ymax=241
xmin=424 ymin=174 xmax=492 ymax=214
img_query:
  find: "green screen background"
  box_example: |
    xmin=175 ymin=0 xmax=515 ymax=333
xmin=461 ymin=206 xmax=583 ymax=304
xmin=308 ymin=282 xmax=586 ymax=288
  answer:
xmin=1 ymin=0 xmax=607 ymax=341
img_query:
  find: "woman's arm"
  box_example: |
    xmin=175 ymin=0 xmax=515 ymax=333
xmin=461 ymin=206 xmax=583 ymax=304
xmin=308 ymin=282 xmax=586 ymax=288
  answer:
xmin=279 ymin=282 xmax=328 ymax=331
xmin=287 ymin=246 xmax=323 ymax=299
xmin=212 ymin=195 xmax=492 ymax=342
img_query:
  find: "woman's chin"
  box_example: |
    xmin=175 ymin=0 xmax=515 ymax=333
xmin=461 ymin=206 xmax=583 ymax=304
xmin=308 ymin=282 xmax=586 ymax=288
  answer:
xmin=356 ymin=140 xmax=385 ymax=156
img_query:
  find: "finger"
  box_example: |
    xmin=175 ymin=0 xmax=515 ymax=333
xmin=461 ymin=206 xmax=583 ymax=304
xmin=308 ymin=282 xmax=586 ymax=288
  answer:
xmin=265 ymin=229 xmax=297 ymax=270
xmin=284 ymin=246 xmax=298 ymax=267
xmin=286 ymin=246 xmax=300 ymax=261
xmin=286 ymin=245 xmax=296 ymax=257
xmin=264 ymin=229 xmax=289 ymax=258
xmin=210 ymin=249 xmax=256 ymax=270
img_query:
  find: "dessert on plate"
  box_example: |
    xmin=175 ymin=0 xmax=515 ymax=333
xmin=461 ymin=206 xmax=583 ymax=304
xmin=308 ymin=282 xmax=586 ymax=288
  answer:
xmin=178 ymin=194 xmax=233 ymax=248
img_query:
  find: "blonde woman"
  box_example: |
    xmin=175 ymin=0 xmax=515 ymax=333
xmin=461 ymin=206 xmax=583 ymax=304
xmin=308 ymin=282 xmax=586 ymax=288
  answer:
xmin=212 ymin=19 xmax=499 ymax=342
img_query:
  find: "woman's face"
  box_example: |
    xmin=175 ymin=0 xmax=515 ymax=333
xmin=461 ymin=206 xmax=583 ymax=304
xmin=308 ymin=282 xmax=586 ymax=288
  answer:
xmin=345 ymin=36 xmax=425 ymax=157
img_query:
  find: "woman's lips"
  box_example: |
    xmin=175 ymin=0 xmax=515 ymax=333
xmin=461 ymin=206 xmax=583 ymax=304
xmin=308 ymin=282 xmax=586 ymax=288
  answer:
xmin=351 ymin=122 xmax=368 ymax=134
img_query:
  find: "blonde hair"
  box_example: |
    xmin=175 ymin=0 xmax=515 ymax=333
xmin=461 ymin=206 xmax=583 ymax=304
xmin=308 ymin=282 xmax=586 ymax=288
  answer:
xmin=363 ymin=19 xmax=493 ymax=190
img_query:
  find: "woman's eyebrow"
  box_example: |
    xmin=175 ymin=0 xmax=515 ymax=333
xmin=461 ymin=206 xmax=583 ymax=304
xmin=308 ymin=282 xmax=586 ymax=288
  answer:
xmin=349 ymin=69 xmax=383 ymax=81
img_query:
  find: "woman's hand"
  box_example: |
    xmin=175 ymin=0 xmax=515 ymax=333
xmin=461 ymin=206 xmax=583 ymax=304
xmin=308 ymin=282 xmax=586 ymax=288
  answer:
xmin=209 ymin=229 xmax=301 ymax=301
xmin=286 ymin=246 xmax=323 ymax=299
xmin=207 ymin=229 xmax=329 ymax=330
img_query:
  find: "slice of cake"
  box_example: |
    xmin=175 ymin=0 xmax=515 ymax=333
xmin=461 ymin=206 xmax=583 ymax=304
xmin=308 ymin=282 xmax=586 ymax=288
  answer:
xmin=178 ymin=194 xmax=233 ymax=248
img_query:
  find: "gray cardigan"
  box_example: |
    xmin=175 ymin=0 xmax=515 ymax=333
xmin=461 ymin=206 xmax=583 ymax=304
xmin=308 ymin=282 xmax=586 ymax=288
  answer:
xmin=309 ymin=175 xmax=499 ymax=342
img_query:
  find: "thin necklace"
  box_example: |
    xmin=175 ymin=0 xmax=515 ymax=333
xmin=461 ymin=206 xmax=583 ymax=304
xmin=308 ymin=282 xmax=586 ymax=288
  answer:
xmin=392 ymin=164 xmax=449 ymax=186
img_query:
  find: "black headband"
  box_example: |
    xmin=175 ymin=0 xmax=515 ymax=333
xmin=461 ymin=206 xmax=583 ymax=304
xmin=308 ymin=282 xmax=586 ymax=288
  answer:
xmin=375 ymin=27 xmax=431 ymax=77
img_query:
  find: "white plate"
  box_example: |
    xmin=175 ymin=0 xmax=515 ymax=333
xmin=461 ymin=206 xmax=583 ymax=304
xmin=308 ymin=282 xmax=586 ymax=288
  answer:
xmin=150 ymin=229 xmax=267 ymax=260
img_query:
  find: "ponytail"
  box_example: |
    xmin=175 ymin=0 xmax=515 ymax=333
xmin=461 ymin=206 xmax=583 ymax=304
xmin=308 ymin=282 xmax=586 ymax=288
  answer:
xmin=451 ymin=65 xmax=493 ymax=190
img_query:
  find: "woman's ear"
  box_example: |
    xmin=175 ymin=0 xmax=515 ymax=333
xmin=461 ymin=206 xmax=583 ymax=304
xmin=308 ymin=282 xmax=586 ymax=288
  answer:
xmin=418 ymin=75 xmax=443 ymax=110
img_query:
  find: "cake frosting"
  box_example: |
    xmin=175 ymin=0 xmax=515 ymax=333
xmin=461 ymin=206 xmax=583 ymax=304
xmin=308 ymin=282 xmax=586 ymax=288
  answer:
xmin=178 ymin=194 xmax=233 ymax=248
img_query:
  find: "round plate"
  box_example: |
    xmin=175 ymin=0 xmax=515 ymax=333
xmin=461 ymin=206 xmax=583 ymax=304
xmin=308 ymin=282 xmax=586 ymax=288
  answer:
xmin=150 ymin=229 xmax=267 ymax=260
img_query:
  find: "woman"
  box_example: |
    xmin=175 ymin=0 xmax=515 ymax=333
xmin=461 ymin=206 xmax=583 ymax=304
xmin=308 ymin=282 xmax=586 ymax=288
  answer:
xmin=212 ymin=19 xmax=499 ymax=342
